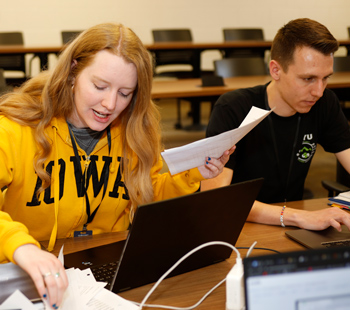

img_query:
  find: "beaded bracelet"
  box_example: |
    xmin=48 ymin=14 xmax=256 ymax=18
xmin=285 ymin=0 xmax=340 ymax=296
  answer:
xmin=280 ymin=205 xmax=286 ymax=227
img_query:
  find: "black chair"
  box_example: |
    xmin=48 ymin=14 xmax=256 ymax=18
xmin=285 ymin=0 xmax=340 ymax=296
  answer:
xmin=61 ymin=31 xmax=82 ymax=44
xmin=322 ymin=160 xmax=350 ymax=197
xmin=152 ymin=29 xmax=198 ymax=129
xmin=151 ymin=29 xmax=197 ymax=78
xmin=0 ymin=32 xmax=27 ymax=86
xmin=0 ymin=69 xmax=13 ymax=95
xmin=222 ymin=28 xmax=265 ymax=58
xmin=331 ymin=56 xmax=350 ymax=119
xmin=214 ymin=57 xmax=268 ymax=78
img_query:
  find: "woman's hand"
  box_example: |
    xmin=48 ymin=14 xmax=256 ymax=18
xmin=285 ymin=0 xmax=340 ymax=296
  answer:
xmin=198 ymin=146 xmax=236 ymax=179
xmin=13 ymin=244 xmax=68 ymax=309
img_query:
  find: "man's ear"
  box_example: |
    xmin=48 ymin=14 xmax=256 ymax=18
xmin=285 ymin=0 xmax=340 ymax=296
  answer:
xmin=269 ymin=60 xmax=282 ymax=81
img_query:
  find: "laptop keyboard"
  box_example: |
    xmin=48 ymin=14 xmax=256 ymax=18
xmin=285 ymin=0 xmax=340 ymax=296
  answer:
xmin=90 ymin=261 xmax=119 ymax=289
xmin=321 ymin=239 xmax=350 ymax=248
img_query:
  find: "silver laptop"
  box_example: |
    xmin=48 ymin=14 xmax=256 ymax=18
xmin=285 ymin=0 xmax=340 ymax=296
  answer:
xmin=285 ymin=225 xmax=350 ymax=249
xmin=244 ymin=246 xmax=350 ymax=310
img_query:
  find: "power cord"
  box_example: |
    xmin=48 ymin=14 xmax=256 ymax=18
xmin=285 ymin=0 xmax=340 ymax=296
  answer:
xmin=132 ymin=241 xmax=259 ymax=310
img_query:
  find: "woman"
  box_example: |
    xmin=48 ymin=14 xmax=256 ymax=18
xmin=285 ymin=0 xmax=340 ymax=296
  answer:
xmin=0 ymin=23 xmax=233 ymax=308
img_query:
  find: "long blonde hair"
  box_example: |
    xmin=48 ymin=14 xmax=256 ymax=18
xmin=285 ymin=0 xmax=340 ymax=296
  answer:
xmin=0 ymin=23 xmax=161 ymax=207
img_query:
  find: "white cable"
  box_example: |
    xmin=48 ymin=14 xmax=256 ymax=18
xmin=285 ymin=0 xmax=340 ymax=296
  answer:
xmin=138 ymin=241 xmax=240 ymax=309
xmin=134 ymin=278 xmax=226 ymax=310
xmin=246 ymin=241 xmax=257 ymax=257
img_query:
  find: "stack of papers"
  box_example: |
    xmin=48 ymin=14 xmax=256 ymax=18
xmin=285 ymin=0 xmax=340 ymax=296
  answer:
xmin=0 ymin=246 xmax=139 ymax=310
xmin=161 ymin=106 xmax=272 ymax=175
xmin=328 ymin=191 xmax=350 ymax=210
xmin=0 ymin=268 xmax=139 ymax=309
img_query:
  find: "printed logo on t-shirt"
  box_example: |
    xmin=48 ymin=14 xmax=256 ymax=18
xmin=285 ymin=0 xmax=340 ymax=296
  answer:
xmin=296 ymin=134 xmax=316 ymax=163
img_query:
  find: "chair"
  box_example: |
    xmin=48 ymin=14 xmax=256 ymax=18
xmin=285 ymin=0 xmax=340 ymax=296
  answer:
xmin=222 ymin=28 xmax=265 ymax=58
xmin=61 ymin=31 xmax=82 ymax=44
xmin=0 ymin=32 xmax=27 ymax=86
xmin=331 ymin=56 xmax=350 ymax=119
xmin=152 ymin=29 xmax=198 ymax=129
xmin=151 ymin=29 xmax=197 ymax=78
xmin=0 ymin=69 xmax=13 ymax=95
xmin=322 ymin=160 xmax=350 ymax=197
xmin=214 ymin=57 xmax=268 ymax=78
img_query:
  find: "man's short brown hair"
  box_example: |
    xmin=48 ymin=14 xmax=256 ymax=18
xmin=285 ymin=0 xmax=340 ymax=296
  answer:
xmin=271 ymin=18 xmax=339 ymax=72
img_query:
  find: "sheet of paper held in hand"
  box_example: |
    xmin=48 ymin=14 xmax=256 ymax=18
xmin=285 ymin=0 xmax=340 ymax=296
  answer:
xmin=161 ymin=106 xmax=273 ymax=175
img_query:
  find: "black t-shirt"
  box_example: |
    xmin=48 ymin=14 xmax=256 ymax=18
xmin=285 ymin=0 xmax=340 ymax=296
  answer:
xmin=206 ymin=84 xmax=350 ymax=203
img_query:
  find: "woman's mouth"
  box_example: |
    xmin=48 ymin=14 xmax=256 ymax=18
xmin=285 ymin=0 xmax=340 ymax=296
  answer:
xmin=93 ymin=110 xmax=109 ymax=118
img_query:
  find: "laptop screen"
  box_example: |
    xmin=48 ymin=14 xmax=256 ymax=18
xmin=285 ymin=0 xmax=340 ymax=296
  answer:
xmin=243 ymin=247 xmax=350 ymax=310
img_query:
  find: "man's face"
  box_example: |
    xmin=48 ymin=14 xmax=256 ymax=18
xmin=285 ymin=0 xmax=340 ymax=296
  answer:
xmin=275 ymin=46 xmax=334 ymax=115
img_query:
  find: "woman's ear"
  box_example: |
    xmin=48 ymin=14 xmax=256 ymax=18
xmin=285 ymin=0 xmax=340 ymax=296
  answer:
xmin=269 ymin=60 xmax=282 ymax=81
xmin=71 ymin=59 xmax=77 ymax=70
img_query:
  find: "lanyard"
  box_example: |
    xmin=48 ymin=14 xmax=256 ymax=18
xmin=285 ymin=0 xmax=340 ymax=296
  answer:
xmin=264 ymin=91 xmax=301 ymax=201
xmin=68 ymin=125 xmax=111 ymax=230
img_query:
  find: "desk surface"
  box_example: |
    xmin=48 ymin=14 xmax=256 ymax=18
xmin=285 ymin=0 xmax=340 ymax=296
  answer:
xmin=46 ymin=198 xmax=328 ymax=309
xmin=1 ymin=39 xmax=350 ymax=54
xmin=152 ymin=72 xmax=350 ymax=99
xmin=146 ymin=39 xmax=350 ymax=50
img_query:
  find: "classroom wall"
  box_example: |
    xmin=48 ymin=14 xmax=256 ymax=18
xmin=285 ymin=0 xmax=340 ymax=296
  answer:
xmin=1 ymin=0 xmax=350 ymax=73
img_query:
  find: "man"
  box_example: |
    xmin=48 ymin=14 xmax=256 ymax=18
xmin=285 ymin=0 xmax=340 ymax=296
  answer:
xmin=202 ymin=18 xmax=350 ymax=231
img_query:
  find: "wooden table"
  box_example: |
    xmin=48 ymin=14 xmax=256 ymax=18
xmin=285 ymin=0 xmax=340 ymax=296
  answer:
xmin=0 ymin=45 xmax=63 ymax=71
xmin=1 ymin=39 xmax=350 ymax=74
xmin=146 ymin=40 xmax=350 ymax=77
xmin=47 ymin=198 xmax=329 ymax=310
xmin=152 ymin=72 xmax=350 ymax=129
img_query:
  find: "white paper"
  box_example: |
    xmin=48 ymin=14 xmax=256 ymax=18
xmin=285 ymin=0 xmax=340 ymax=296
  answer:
xmin=0 ymin=247 xmax=138 ymax=310
xmin=161 ymin=106 xmax=272 ymax=175
xmin=0 ymin=290 xmax=38 ymax=310
xmin=86 ymin=289 xmax=139 ymax=310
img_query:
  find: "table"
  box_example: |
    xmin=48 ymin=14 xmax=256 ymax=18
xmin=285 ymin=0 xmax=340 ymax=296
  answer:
xmin=146 ymin=40 xmax=350 ymax=77
xmin=2 ymin=39 xmax=350 ymax=74
xmin=0 ymin=45 xmax=63 ymax=71
xmin=152 ymin=72 xmax=350 ymax=129
xmin=46 ymin=198 xmax=328 ymax=310
xmin=146 ymin=41 xmax=273 ymax=78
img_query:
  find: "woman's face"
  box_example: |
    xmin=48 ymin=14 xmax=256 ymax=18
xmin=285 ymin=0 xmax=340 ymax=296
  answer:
xmin=68 ymin=50 xmax=138 ymax=131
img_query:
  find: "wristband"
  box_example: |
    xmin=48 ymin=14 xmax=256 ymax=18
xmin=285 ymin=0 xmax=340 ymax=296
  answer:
xmin=280 ymin=205 xmax=286 ymax=227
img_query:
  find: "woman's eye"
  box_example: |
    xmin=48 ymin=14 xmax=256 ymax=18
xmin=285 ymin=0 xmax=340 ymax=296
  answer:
xmin=119 ymin=92 xmax=130 ymax=98
xmin=94 ymin=84 xmax=105 ymax=90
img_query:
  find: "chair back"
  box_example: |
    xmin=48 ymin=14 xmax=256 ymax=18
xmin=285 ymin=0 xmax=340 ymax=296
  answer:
xmin=223 ymin=28 xmax=264 ymax=41
xmin=0 ymin=32 xmax=26 ymax=74
xmin=331 ymin=56 xmax=350 ymax=106
xmin=214 ymin=57 xmax=268 ymax=78
xmin=0 ymin=68 xmax=6 ymax=88
xmin=151 ymin=29 xmax=196 ymax=76
xmin=337 ymin=160 xmax=350 ymax=188
xmin=222 ymin=28 xmax=264 ymax=58
xmin=0 ymin=68 xmax=13 ymax=94
xmin=61 ymin=31 xmax=82 ymax=44
xmin=333 ymin=56 xmax=350 ymax=72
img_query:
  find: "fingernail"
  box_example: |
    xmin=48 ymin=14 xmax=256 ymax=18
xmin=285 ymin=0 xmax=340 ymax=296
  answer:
xmin=52 ymin=304 xmax=57 ymax=309
xmin=208 ymin=157 xmax=211 ymax=161
xmin=43 ymin=294 xmax=47 ymax=299
xmin=206 ymin=161 xmax=209 ymax=165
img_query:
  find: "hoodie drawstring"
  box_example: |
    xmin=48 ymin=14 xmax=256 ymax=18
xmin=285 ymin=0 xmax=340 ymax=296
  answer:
xmin=47 ymin=126 xmax=60 ymax=252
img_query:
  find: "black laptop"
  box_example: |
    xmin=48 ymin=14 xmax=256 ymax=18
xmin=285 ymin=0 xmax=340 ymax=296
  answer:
xmin=64 ymin=178 xmax=263 ymax=294
xmin=244 ymin=246 xmax=350 ymax=310
xmin=285 ymin=225 xmax=350 ymax=249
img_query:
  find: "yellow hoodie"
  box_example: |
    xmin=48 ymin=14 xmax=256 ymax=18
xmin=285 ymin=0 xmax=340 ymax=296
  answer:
xmin=0 ymin=116 xmax=203 ymax=263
